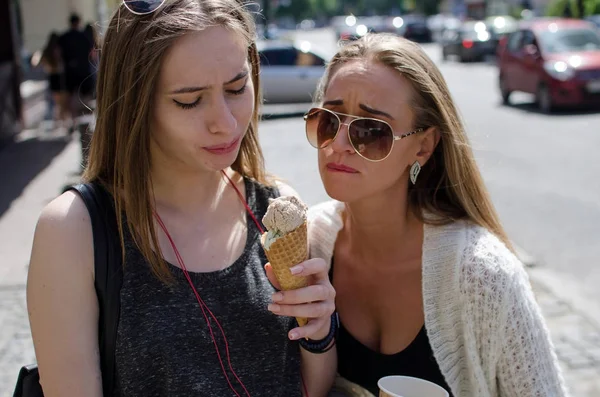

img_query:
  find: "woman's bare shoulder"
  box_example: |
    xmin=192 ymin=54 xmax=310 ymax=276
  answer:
xmin=32 ymin=189 xmax=94 ymax=275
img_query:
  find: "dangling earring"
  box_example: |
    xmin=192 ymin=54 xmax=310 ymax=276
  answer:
xmin=410 ymin=161 xmax=421 ymax=185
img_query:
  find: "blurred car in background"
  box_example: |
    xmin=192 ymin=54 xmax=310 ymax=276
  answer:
xmin=441 ymin=21 xmax=495 ymax=62
xmin=332 ymin=15 xmax=385 ymax=42
xmin=395 ymin=15 xmax=432 ymax=43
xmin=428 ymin=14 xmax=461 ymax=42
xmin=585 ymin=15 xmax=600 ymax=30
xmin=486 ymin=15 xmax=518 ymax=51
xmin=498 ymin=18 xmax=600 ymax=113
xmin=257 ymin=40 xmax=331 ymax=103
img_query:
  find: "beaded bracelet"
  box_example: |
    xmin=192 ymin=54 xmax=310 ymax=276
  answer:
xmin=298 ymin=312 xmax=339 ymax=354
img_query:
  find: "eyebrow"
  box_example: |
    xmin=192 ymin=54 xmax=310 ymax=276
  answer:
xmin=169 ymin=70 xmax=249 ymax=95
xmin=322 ymin=99 xmax=395 ymax=120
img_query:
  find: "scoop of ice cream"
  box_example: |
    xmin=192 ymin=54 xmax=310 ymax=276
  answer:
xmin=262 ymin=196 xmax=307 ymax=235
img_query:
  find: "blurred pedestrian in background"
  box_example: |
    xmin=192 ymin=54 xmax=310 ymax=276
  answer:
xmin=59 ymin=13 xmax=94 ymax=130
xmin=39 ymin=32 xmax=69 ymax=129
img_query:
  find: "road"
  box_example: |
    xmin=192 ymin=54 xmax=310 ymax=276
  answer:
xmin=268 ymin=28 xmax=600 ymax=306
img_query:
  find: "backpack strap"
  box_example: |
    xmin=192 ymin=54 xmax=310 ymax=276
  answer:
xmin=68 ymin=182 xmax=122 ymax=396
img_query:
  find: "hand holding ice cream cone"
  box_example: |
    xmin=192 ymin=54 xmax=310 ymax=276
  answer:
xmin=262 ymin=196 xmax=336 ymax=341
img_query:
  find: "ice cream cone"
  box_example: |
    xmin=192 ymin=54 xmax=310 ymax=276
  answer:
xmin=261 ymin=222 xmax=309 ymax=327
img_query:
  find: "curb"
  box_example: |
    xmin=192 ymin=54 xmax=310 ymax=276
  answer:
xmin=260 ymin=110 xmax=307 ymax=120
xmin=260 ymin=103 xmax=310 ymax=121
xmin=513 ymin=242 xmax=537 ymax=267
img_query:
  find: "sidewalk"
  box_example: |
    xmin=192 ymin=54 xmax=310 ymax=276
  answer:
xmin=1 ymin=127 xmax=599 ymax=396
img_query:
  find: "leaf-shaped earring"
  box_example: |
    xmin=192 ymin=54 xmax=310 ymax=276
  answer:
xmin=410 ymin=161 xmax=421 ymax=185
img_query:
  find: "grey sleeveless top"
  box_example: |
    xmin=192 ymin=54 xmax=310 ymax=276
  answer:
xmin=113 ymin=178 xmax=302 ymax=396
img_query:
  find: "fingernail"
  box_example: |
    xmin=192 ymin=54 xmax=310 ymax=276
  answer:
xmin=289 ymin=332 xmax=298 ymax=340
xmin=290 ymin=265 xmax=303 ymax=275
xmin=268 ymin=304 xmax=280 ymax=313
xmin=272 ymin=293 xmax=283 ymax=302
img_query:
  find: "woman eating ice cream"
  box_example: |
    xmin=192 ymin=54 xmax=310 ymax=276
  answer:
xmin=305 ymin=33 xmax=568 ymax=397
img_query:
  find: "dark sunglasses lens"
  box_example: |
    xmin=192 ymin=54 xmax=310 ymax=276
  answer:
xmin=306 ymin=109 xmax=339 ymax=149
xmin=349 ymin=119 xmax=394 ymax=161
xmin=124 ymin=0 xmax=165 ymax=14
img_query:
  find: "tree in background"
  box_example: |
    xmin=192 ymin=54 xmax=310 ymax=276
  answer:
xmin=546 ymin=0 xmax=600 ymax=17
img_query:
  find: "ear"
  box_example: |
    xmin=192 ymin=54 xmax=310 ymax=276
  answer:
xmin=414 ymin=127 xmax=440 ymax=166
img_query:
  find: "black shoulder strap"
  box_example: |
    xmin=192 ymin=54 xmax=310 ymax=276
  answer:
xmin=68 ymin=183 xmax=122 ymax=396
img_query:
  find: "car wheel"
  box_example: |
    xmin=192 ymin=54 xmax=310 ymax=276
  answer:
xmin=499 ymin=75 xmax=511 ymax=105
xmin=537 ymin=84 xmax=554 ymax=114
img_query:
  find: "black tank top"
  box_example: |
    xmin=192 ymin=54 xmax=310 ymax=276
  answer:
xmin=329 ymin=258 xmax=453 ymax=396
xmin=113 ymin=178 xmax=302 ymax=396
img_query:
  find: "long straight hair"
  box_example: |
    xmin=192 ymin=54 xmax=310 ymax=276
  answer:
xmin=83 ymin=0 xmax=267 ymax=282
xmin=316 ymin=33 xmax=513 ymax=251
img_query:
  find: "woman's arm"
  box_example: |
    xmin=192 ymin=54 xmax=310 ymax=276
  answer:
xmin=497 ymin=264 xmax=569 ymax=397
xmin=271 ymin=181 xmax=338 ymax=396
xmin=27 ymin=191 xmax=103 ymax=396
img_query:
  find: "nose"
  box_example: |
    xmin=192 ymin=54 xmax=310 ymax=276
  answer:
xmin=329 ymin=119 xmax=355 ymax=155
xmin=206 ymin=93 xmax=238 ymax=135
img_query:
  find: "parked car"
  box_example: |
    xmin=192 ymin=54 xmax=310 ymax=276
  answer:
xmin=585 ymin=15 xmax=600 ymax=30
xmin=497 ymin=18 xmax=600 ymax=113
xmin=331 ymin=15 xmax=384 ymax=42
xmin=428 ymin=14 xmax=461 ymax=42
xmin=441 ymin=21 xmax=496 ymax=62
xmin=396 ymin=15 xmax=432 ymax=43
xmin=257 ymin=40 xmax=331 ymax=103
xmin=485 ymin=15 xmax=518 ymax=51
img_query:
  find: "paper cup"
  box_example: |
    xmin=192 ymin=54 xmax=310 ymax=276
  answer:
xmin=378 ymin=376 xmax=449 ymax=397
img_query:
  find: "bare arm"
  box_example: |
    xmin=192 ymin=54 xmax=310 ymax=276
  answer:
xmin=27 ymin=191 xmax=102 ymax=396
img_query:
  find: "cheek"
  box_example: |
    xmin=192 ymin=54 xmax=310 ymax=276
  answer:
xmin=152 ymin=103 xmax=203 ymax=153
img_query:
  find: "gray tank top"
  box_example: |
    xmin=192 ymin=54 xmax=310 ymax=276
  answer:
xmin=113 ymin=178 xmax=301 ymax=396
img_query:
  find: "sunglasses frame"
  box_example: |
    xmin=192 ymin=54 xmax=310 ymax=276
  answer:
xmin=123 ymin=0 xmax=167 ymax=15
xmin=304 ymin=107 xmax=424 ymax=162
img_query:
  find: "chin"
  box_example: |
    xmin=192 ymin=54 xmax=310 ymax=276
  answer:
xmin=320 ymin=173 xmax=363 ymax=203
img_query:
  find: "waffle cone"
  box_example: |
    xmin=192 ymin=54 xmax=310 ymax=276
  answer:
xmin=261 ymin=222 xmax=309 ymax=327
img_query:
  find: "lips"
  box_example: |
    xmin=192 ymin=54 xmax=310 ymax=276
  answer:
xmin=326 ymin=162 xmax=359 ymax=173
xmin=203 ymin=137 xmax=241 ymax=155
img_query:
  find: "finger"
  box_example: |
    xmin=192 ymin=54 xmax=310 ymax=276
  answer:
xmin=271 ymin=284 xmax=333 ymax=305
xmin=288 ymin=317 xmax=329 ymax=341
xmin=288 ymin=258 xmax=329 ymax=281
xmin=267 ymin=301 xmax=334 ymax=320
xmin=264 ymin=263 xmax=281 ymax=290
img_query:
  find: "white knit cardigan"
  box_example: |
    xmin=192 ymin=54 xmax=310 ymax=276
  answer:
xmin=308 ymin=201 xmax=569 ymax=397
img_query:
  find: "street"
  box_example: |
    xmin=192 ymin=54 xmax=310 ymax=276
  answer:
xmin=1 ymin=28 xmax=600 ymax=396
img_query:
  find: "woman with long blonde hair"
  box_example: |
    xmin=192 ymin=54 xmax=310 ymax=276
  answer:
xmin=305 ymin=33 xmax=568 ymax=396
xmin=26 ymin=1 xmax=336 ymax=395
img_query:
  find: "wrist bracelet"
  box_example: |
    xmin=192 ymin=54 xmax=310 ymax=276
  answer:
xmin=298 ymin=312 xmax=338 ymax=354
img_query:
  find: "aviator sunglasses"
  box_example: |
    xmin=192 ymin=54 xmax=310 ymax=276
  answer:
xmin=304 ymin=107 xmax=424 ymax=162
xmin=123 ymin=0 xmax=166 ymax=15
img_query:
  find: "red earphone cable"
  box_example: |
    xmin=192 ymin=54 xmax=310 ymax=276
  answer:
xmin=155 ymin=213 xmax=250 ymax=397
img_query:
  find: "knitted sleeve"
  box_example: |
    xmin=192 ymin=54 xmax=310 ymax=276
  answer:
xmin=497 ymin=262 xmax=570 ymax=397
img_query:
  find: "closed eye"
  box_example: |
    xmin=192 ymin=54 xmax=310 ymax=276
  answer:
xmin=227 ymin=79 xmax=249 ymax=95
xmin=228 ymin=85 xmax=247 ymax=95
xmin=173 ymin=97 xmax=201 ymax=109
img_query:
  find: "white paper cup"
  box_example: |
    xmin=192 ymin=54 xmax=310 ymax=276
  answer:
xmin=378 ymin=376 xmax=449 ymax=397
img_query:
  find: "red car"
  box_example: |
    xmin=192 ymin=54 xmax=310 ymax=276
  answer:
xmin=497 ymin=18 xmax=600 ymax=113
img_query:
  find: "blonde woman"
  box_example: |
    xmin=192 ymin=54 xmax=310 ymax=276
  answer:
xmin=304 ymin=34 xmax=568 ymax=396
xmin=26 ymin=1 xmax=336 ymax=396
